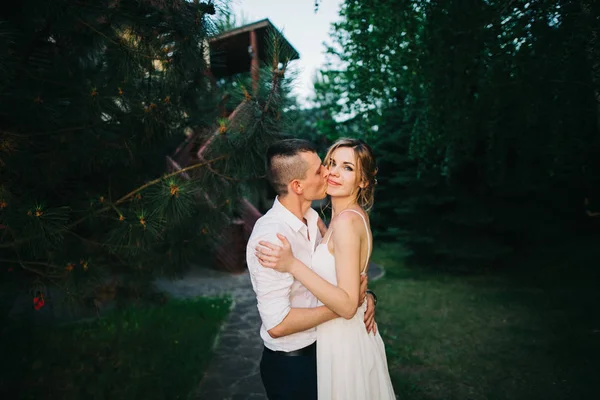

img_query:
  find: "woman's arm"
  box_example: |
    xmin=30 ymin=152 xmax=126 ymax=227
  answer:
xmin=292 ymin=215 xmax=361 ymax=318
xmin=256 ymin=213 xmax=363 ymax=319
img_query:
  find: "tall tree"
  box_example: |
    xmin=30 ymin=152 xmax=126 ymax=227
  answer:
xmin=0 ymin=0 xmax=294 ymax=305
xmin=315 ymin=0 xmax=600 ymax=265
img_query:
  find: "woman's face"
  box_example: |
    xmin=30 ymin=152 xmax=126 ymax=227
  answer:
xmin=326 ymin=146 xmax=362 ymax=198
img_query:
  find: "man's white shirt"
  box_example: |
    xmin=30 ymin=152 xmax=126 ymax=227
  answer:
xmin=246 ymin=197 xmax=322 ymax=351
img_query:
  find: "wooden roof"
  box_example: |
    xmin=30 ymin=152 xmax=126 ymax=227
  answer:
xmin=209 ymin=18 xmax=300 ymax=79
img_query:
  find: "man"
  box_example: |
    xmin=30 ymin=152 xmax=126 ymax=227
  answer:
xmin=246 ymin=139 xmax=377 ymax=400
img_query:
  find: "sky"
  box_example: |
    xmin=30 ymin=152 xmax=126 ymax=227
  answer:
xmin=227 ymin=0 xmax=344 ymax=104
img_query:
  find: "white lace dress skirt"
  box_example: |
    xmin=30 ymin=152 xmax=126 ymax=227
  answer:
xmin=312 ymin=244 xmax=396 ymax=400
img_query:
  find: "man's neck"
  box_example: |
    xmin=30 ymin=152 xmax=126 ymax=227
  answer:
xmin=278 ymin=195 xmax=312 ymax=223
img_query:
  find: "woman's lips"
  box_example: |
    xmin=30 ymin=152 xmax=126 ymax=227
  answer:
xmin=327 ymin=179 xmax=341 ymax=186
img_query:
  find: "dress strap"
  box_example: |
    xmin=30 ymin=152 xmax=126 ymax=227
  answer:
xmin=338 ymin=209 xmax=371 ymax=274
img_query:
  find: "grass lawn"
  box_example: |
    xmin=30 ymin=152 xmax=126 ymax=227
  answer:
xmin=0 ymin=296 xmax=231 ymax=400
xmin=372 ymin=242 xmax=600 ymax=400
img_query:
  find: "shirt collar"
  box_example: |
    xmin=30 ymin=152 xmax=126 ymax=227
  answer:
xmin=273 ymin=197 xmax=318 ymax=233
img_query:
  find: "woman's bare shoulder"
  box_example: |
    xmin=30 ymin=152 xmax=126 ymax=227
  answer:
xmin=332 ymin=210 xmax=367 ymax=241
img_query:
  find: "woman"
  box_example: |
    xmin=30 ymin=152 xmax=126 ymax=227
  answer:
xmin=255 ymin=138 xmax=396 ymax=399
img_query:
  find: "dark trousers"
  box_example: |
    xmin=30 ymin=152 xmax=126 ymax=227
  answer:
xmin=260 ymin=344 xmax=317 ymax=400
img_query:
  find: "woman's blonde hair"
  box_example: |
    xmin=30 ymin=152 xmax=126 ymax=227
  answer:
xmin=324 ymin=138 xmax=378 ymax=211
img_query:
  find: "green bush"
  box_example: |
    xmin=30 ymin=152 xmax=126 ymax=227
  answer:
xmin=0 ymin=296 xmax=231 ymax=400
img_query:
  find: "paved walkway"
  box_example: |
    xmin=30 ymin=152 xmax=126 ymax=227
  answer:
xmin=155 ymin=262 xmax=384 ymax=400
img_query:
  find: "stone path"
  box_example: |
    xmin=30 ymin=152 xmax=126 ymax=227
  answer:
xmin=155 ymin=262 xmax=384 ymax=400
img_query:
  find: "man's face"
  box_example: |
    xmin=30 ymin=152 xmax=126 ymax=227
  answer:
xmin=297 ymin=151 xmax=329 ymax=201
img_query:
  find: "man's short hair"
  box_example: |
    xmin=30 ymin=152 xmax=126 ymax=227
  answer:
xmin=266 ymin=139 xmax=317 ymax=195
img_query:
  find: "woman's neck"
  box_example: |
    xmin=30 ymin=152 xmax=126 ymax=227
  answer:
xmin=331 ymin=196 xmax=358 ymax=218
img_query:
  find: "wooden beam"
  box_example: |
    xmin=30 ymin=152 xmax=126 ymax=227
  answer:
xmin=249 ymin=29 xmax=260 ymax=94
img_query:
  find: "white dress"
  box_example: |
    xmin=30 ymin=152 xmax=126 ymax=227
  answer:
xmin=313 ymin=209 xmax=396 ymax=399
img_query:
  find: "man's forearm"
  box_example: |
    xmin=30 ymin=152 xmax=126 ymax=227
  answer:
xmin=268 ymin=306 xmax=338 ymax=338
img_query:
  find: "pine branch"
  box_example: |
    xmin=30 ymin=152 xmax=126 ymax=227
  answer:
xmin=114 ymin=155 xmax=228 ymax=205
xmin=261 ymin=67 xmax=286 ymax=121
xmin=1 ymin=259 xmax=65 ymax=279
xmin=205 ymin=164 xmax=238 ymax=182
xmin=0 ymin=155 xmax=227 ymax=249
xmin=1 ymin=228 xmax=66 ymax=281
xmin=67 ymin=230 xmax=139 ymax=251
xmin=1 ymin=121 xmax=108 ymax=137
xmin=76 ymin=18 xmax=157 ymax=60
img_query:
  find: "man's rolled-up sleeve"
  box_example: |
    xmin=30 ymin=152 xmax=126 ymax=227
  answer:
xmin=247 ymin=232 xmax=294 ymax=331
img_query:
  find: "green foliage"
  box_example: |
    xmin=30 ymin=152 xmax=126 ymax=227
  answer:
xmin=314 ymin=0 xmax=600 ymax=265
xmin=0 ymin=1 xmax=295 ymax=295
xmin=0 ymin=296 xmax=231 ymax=400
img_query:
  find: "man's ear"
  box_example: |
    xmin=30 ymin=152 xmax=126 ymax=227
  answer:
xmin=290 ymin=179 xmax=303 ymax=195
